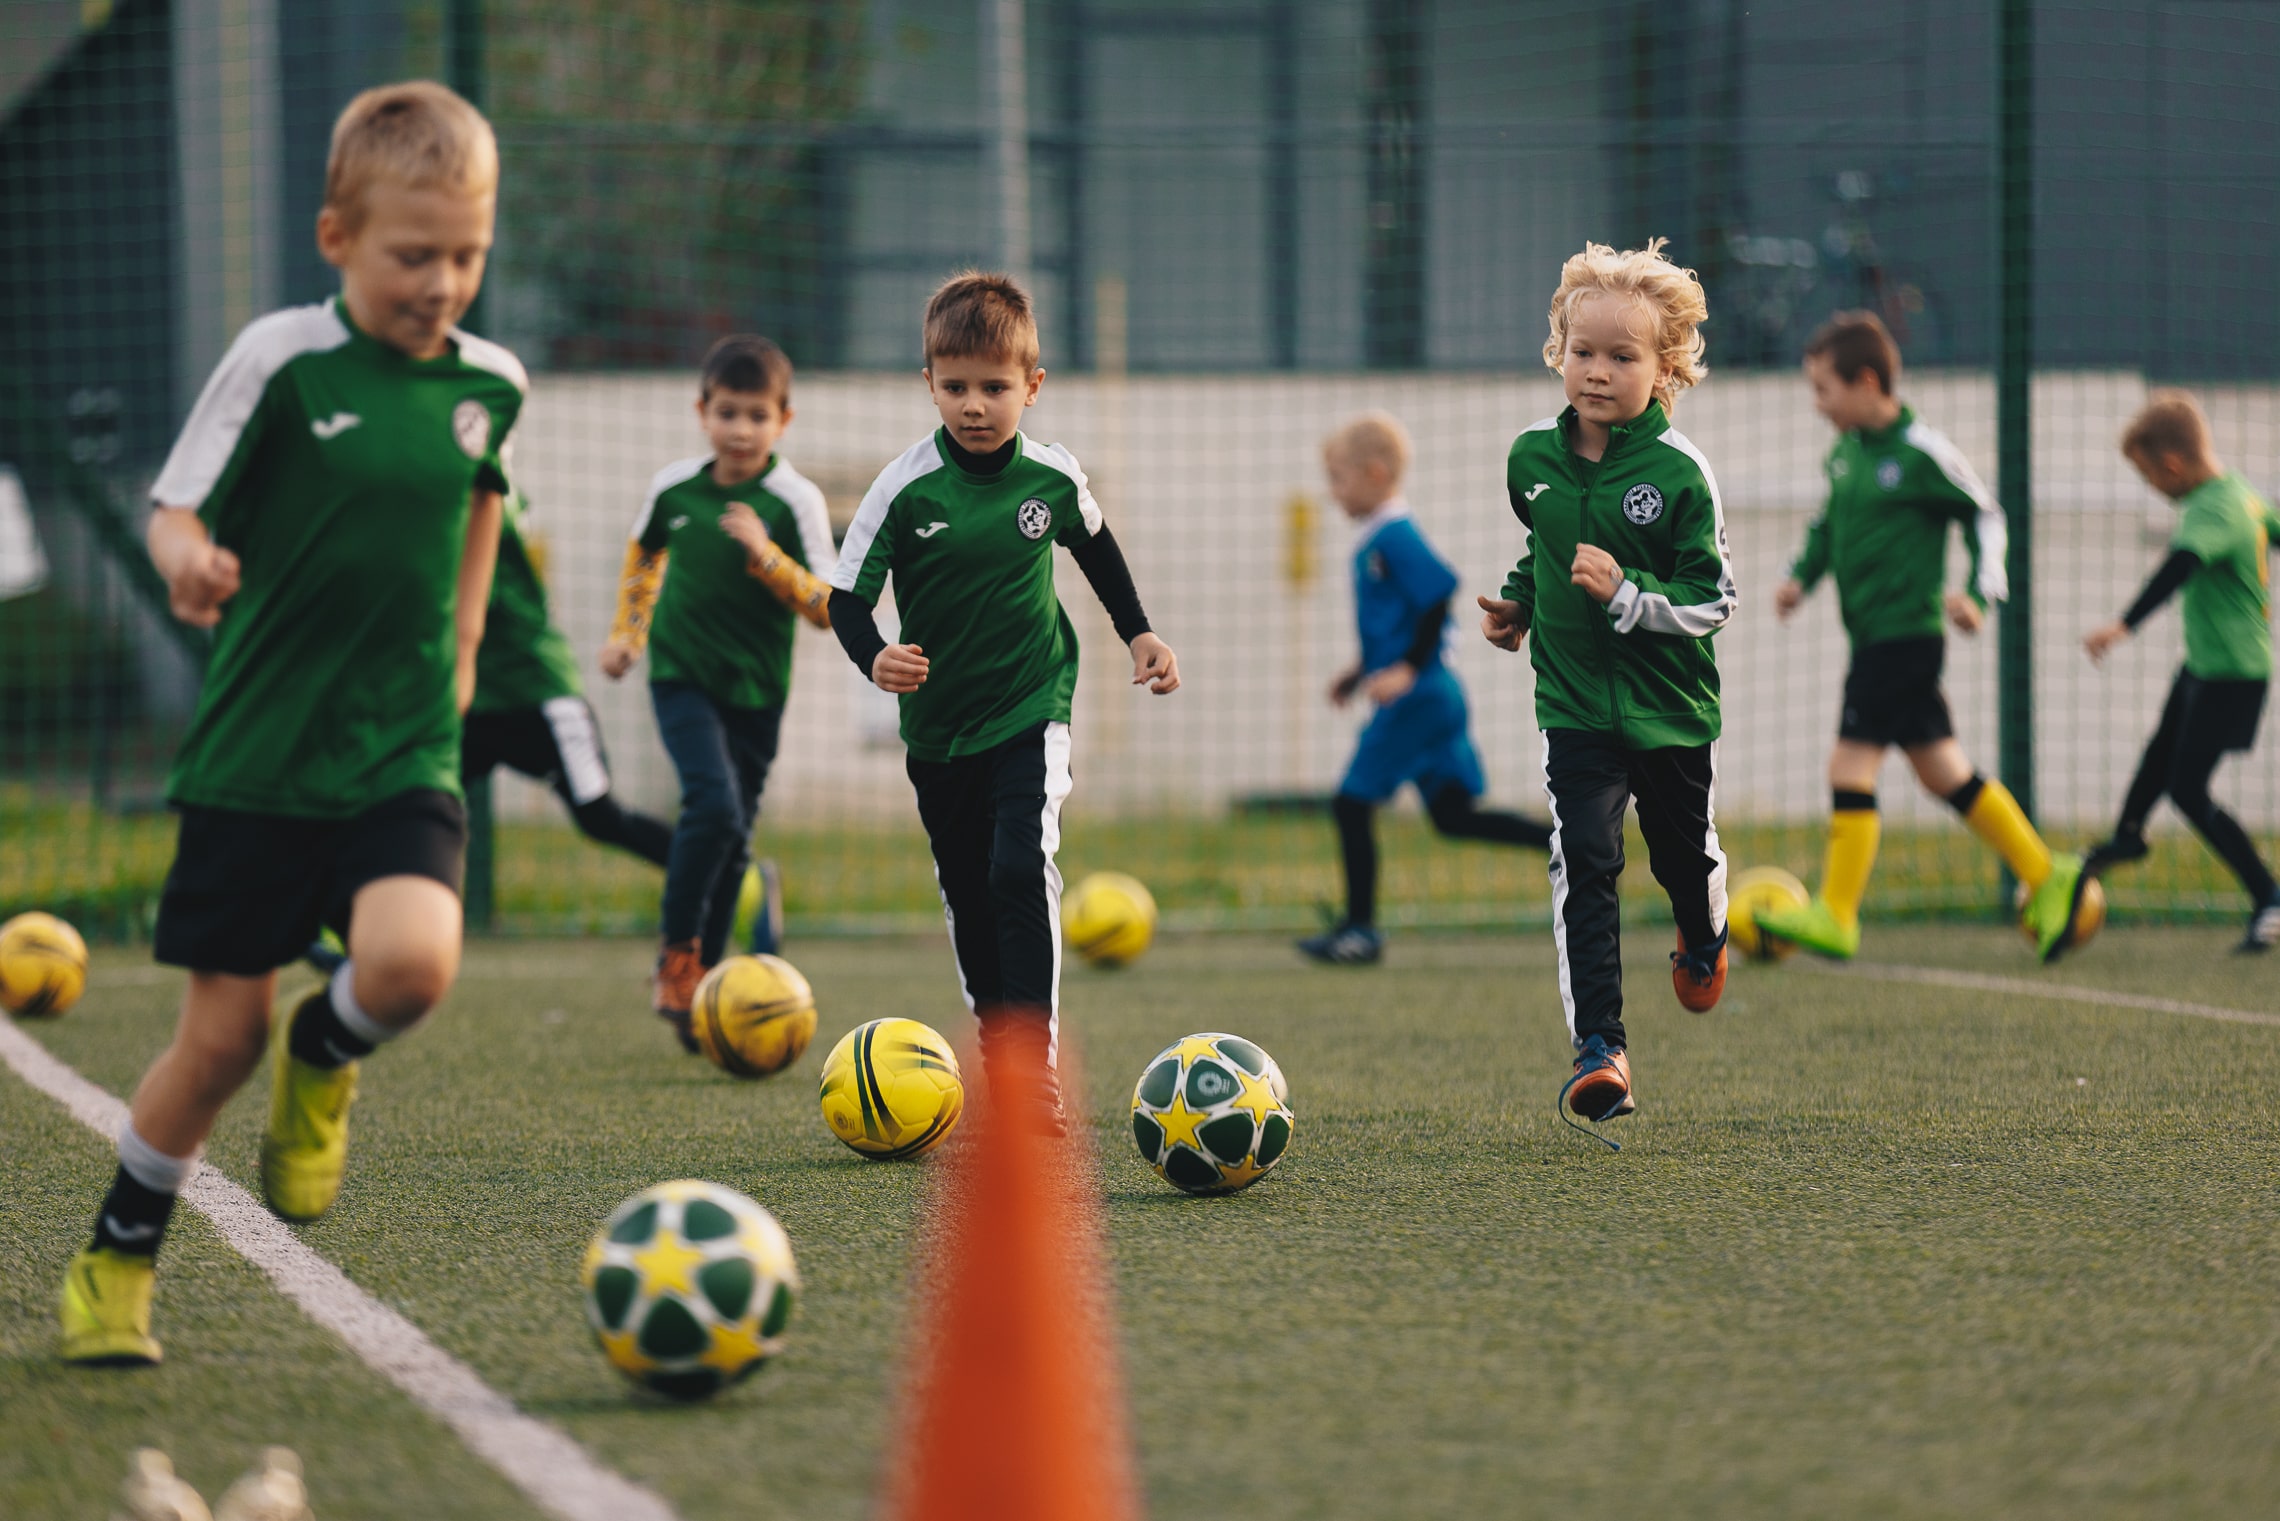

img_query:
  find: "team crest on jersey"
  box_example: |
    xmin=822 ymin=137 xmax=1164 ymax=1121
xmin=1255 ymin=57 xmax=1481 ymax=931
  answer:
xmin=1622 ymin=483 xmax=1665 ymax=526
xmin=452 ymin=398 xmax=492 ymax=459
xmin=1876 ymin=458 xmax=1903 ymax=491
xmin=1365 ymin=549 xmax=1387 ymax=581
xmin=1016 ymin=498 xmax=1053 ymax=540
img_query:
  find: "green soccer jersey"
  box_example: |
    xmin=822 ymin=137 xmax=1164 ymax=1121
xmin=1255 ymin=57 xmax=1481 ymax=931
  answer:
xmin=2170 ymin=473 xmax=2277 ymax=682
xmin=151 ymin=298 xmax=525 ymax=816
xmin=829 ymin=429 xmax=1105 ymax=762
xmin=471 ymin=490 xmax=583 ymax=713
xmin=634 ymin=454 xmax=834 ymax=710
xmin=1789 ymin=405 xmax=2008 ymax=648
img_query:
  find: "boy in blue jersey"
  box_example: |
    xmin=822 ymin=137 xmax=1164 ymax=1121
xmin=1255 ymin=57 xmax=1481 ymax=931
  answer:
xmin=1299 ymin=413 xmax=1551 ymax=965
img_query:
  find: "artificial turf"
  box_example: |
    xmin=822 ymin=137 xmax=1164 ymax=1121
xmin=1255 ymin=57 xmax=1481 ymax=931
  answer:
xmin=3 ymin=925 xmax=2278 ymax=1518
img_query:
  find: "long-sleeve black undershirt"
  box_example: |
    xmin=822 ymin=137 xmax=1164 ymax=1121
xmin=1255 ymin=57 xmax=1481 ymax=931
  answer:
xmin=1402 ymin=598 xmax=1450 ymax=671
xmin=2122 ymin=549 xmax=2202 ymax=629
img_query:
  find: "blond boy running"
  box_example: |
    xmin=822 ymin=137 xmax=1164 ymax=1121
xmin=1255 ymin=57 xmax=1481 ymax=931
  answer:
xmin=62 ymin=82 xmax=522 ymax=1365
xmin=1760 ymin=311 xmax=2087 ymax=962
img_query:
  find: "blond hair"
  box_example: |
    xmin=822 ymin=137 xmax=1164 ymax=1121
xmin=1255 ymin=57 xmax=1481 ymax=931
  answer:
xmin=324 ymin=81 xmax=498 ymax=232
xmin=924 ymin=270 xmax=1040 ymax=370
xmin=1541 ymin=238 xmax=1709 ymax=409
xmin=1323 ymin=411 xmax=1412 ymax=482
xmin=2122 ymin=388 xmax=2215 ymax=465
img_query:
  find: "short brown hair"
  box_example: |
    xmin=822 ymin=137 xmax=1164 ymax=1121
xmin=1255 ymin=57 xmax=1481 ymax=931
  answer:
xmin=2122 ymin=389 xmax=2214 ymax=463
xmin=324 ymin=80 xmax=497 ymax=233
xmin=1323 ymin=412 xmax=1412 ymax=481
xmin=923 ymin=270 xmax=1040 ymax=370
xmin=700 ymin=334 xmax=793 ymax=403
xmin=1804 ymin=311 xmax=1901 ymax=395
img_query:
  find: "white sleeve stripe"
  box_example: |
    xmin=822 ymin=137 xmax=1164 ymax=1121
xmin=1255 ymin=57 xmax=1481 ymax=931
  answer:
xmin=1905 ymin=421 xmax=2010 ymax=603
xmin=449 ymin=328 xmax=530 ymax=393
xmin=1612 ymin=428 xmax=1740 ymax=637
xmin=149 ymin=302 xmax=350 ymax=508
xmin=1023 ymin=437 xmax=1104 ymax=535
xmin=764 ymin=459 xmax=838 ymax=571
xmin=629 ymin=455 xmax=711 ymax=542
xmin=829 ymin=437 xmax=943 ymax=594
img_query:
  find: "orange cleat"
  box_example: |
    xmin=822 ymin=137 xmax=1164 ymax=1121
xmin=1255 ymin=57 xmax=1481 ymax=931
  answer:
xmin=1671 ymin=928 xmax=1727 ymax=1013
xmin=652 ymin=938 xmax=708 ymax=1052
xmin=1563 ymin=1035 xmax=1634 ymax=1123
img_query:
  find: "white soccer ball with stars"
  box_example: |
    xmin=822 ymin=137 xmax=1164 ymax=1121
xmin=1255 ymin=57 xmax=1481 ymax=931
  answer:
xmin=1130 ymin=1032 xmax=1294 ymax=1195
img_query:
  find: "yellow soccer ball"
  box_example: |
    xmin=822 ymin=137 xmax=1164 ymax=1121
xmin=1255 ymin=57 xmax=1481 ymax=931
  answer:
xmin=580 ymin=1180 xmax=798 ymax=1401
xmin=0 ymin=912 xmax=89 ymax=1017
xmin=1727 ymin=866 xmax=1809 ymax=962
xmin=818 ymin=1017 xmax=963 ymax=1159
xmin=1063 ymin=871 xmax=1158 ymax=967
xmin=691 ymin=954 xmax=816 ymax=1079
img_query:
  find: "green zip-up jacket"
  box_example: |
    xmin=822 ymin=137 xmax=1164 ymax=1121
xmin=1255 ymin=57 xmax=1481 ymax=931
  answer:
xmin=1789 ymin=404 xmax=2007 ymax=648
xmin=1500 ymin=403 xmax=1736 ymax=749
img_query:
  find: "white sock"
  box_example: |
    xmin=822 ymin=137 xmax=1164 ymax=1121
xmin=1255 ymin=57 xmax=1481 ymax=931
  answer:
xmin=117 ymin=1121 xmax=197 ymax=1194
xmin=330 ymin=959 xmax=414 ymax=1046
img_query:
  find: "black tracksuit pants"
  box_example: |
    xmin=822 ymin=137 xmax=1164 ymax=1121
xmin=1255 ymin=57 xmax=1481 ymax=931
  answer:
xmin=1545 ymin=729 xmax=1728 ymax=1052
xmin=462 ymin=699 xmax=673 ymax=868
xmin=906 ymin=720 xmax=1073 ymax=1057
xmin=2115 ymin=669 xmax=2275 ymax=904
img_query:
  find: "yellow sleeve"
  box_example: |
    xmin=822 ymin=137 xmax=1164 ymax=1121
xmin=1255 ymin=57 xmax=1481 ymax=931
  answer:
xmin=608 ymin=543 xmax=666 ymax=650
xmin=746 ymin=539 xmax=834 ymax=629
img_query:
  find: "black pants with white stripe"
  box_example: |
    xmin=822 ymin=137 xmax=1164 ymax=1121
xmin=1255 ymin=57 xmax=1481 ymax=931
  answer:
xmin=1545 ymin=729 xmax=1727 ymax=1052
xmin=907 ymin=721 xmax=1072 ymax=1048
xmin=462 ymin=699 xmax=672 ymax=868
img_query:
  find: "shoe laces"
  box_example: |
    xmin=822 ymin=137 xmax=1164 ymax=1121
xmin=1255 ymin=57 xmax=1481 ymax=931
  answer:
xmin=1556 ymin=1040 xmax=1625 ymax=1153
xmin=1670 ymin=945 xmax=1717 ymax=985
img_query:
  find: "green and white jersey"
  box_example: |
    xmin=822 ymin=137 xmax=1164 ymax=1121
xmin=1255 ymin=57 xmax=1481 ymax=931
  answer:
xmin=471 ymin=490 xmax=582 ymax=714
xmin=634 ymin=454 xmax=833 ymax=710
xmin=2171 ymin=473 xmax=2277 ymax=682
xmin=151 ymin=297 xmax=525 ymax=816
xmin=1790 ymin=405 xmax=2007 ymax=648
xmin=829 ymin=429 xmax=1104 ymax=762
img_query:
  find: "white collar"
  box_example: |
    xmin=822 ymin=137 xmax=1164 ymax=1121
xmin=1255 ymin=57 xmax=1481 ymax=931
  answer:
xmin=1351 ymin=496 xmax=1409 ymax=542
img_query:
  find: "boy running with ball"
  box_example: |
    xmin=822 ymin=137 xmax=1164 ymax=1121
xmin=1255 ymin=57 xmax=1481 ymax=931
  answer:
xmin=1478 ymin=239 xmax=1735 ymax=1140
xmin=2082 ymin=390 xmax=2280 ymax=951
xmin=1760 ymin=312 xmax=2088 ymax=962
xmin=62 ymin=82 xmax=523 ymax=1364
xmin=828 ymin=272 xmax=1178 ymax=1127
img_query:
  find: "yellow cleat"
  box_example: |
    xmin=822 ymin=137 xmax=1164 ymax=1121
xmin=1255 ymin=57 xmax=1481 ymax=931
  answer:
xmin=60 ymin=1247 xmax=162 ymax=1365
xmin=261 ymin=991 xmax=359 ymax=1222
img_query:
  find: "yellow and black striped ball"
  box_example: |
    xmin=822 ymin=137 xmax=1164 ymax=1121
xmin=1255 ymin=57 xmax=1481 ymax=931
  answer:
xmin=691 ymin=954 xmax=816 ymax=1079
xmin=818 ymin=1017 xmax=963 ymax=1159
xmin=1131 ymin=1032 xmax=1293 ymax=1195
xmin=1727 ymin=866 xmax=1809 ymax=962
xmin=1063 ymin=871 xmax=1157 ymax=967
xmin=0 ymin=912 xmax=88 ymax=1017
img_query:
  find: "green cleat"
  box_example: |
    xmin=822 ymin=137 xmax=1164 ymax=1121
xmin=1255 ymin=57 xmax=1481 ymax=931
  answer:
xmin=1752 ymin=896 xmax=1861 ymax=960
xmin=261 ymin=991 xmax=359 ymax=1222
xmin=2025 ymin=852 xmax=2089 ymax=964
xmin=59 ymin=1247 xmax=162 ymax=1366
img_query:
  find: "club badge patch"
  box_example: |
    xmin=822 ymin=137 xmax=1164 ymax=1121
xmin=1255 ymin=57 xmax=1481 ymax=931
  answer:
xmin=1622 ymin=483 xmax=1665 ymax=526
xmin=1877 ymin=458 xmax=1904 ymax=490
xmin=1016 ymin=498 xmax=1053 ymax=540
xmin=452 ymin=398 xmax=492 ymax=460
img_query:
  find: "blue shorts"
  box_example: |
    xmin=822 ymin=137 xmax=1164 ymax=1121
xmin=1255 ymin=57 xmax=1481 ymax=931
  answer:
xmin=1338 ymin=666 xmax=1486 ymax=805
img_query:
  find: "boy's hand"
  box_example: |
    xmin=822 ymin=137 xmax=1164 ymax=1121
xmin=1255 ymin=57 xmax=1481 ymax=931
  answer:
xmin=1361 ymin=663 xmax=1416 ymax=705
xmin=873 ymin=642 xmax=929 ymax=693
xmin=1773 ymin=578 xmax=1806 ymax=621
xmin=2084 ymin=620 xmax=2130 ymax=665
xmin=1945 ymin=592 xmax=1984 ymax=635
xmin=166 ymin=541 xmax=242 ymax=628
xmin=1328 ymin=666 xmax=1363 ymax=707
xmin=1571 ymin=544 xmax=1624 ymax=604
xmin=599 ymin=640 xmax=638 ymax=680
xmin=1130 ymin=632 xmax=1180 ymax=694
xmin=1478 ymin=595 xmax=1526 ymax=652
xmin=719 ymin=501 xmax=771 ymax=559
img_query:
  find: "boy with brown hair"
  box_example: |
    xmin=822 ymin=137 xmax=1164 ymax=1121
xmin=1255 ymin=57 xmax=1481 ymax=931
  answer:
xmin=62 ymin=81 xmax=523 ymax=1364
xmin=2083 ymin=389 xmax=2280 ymax=950
xmin=827 ymin=271 xmax=1179 ymax=1127
xmin=1760 ymin=310 xmax=2088 ymax=961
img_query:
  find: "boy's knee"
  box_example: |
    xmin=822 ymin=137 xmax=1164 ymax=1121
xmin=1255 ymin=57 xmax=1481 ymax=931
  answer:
xmin=352 ymin=945 xmax=457 ymax=1023
xmin=179 ymin=1016 xmax=269 ymax=1081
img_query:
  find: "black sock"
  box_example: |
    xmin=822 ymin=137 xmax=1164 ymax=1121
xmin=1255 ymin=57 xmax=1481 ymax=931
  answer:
xmin=1943 ymin=776 xmax=1986 ymax=817
xmin=92 ymin=1167 xmax=178 ymax=1258
xmin=1332 ymin=794 xmax=1377 ymax=927
xmin=287 ymin=988 xmax=375 ymax=1070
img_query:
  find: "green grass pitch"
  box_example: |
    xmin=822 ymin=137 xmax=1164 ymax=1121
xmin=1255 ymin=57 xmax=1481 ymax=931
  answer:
xmin=4 ymin=926 xmax=2279 ymax=1518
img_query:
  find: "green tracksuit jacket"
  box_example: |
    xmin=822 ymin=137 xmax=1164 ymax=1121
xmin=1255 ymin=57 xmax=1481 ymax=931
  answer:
xmin=1500 ymin=403 xmax=1736 ymax=749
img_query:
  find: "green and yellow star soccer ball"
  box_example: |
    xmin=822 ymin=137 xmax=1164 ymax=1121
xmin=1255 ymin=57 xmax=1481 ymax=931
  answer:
xmin=818 ymin=1017 xmax=964 ymax=1159
xmin=581 ymin=1180 xmax=798 ymax=1401
xmin=1062 ymin=870 xmax=1158 ymax=967
xmin=1131 ymin=1032 xmax=1293 ymax=1194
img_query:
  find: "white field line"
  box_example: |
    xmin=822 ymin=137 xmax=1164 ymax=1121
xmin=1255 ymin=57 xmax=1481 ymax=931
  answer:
xmin=0 ymin=1017 xmax=681 ymax=1521
xmin=1804 ymin=960 xmax=2280 ymax=1029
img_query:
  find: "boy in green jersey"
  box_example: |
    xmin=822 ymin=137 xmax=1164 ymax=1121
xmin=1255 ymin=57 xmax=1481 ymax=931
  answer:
xmin=62 ymin=82 xmax=521 ymax=1365
xmin=2083 ymin=391 xmax=2280 ymax=950
xmin=1761 ymin=312 xmax=2088 ymax=962
xmin=827 ymin=272 xmax=1180 ymax=1128
xmin=1477 ymin=240 xmax=1735 ymax=1142
xmin=601 ymin=335 xmax=834 ymax=1047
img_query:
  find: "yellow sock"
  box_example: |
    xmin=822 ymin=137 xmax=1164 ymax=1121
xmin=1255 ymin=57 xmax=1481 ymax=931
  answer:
xmin=1822 ymin=793 xmax=1881 ymax=928
xmin=1961 ymin=777 xmax=2052 ymax=888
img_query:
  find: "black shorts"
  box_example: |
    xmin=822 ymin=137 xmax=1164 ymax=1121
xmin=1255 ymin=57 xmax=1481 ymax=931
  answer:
xmin=2172 ymin=670 xmax=2268 ymax=755
xmin=463 ymin=697 xmax=614 ymax=805
xmin=1839 ymin=636 xmax=1954 ymax=747
xmin=152 ymin=788 xmax=467 ymax=975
